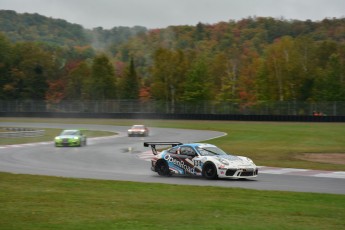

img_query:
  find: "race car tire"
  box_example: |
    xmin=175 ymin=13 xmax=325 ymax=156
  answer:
xmin=155 ymin=160 xmax=171 ymax=176
xmin=202 ymin=162 xmax=218 ymax=179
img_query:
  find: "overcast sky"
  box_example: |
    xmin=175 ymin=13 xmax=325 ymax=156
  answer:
xmin=1 ymin=0 xmax=344 ymax=29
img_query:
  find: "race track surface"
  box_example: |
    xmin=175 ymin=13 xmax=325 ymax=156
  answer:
xmin=0 ymin=122 xmax=344 ymax=195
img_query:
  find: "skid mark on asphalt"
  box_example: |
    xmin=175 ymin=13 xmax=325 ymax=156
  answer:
xmin=137 ymin=152 xmax=345 ymax=179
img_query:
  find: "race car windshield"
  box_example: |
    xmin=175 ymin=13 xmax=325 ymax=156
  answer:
xmin=197 ymin=146 xmax=227 ymax=156
xmin=61 ymin=130 xmax=77 ymax=135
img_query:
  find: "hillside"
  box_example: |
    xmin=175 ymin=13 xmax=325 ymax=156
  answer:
xmin=0 ymin=10 xmax=147 ymax=48
xmin=0 ymin=10 xmax=344 ymax=106
xmin=0 ymin=10 xmax=89 ymax=46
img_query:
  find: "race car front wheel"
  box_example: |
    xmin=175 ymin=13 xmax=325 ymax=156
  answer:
xmin=202 ymin=163 xmax=218 ymax=179
xmin=155 ymin=160 xmax=171 ymax=176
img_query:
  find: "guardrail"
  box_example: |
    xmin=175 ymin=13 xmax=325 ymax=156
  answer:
xmin=0 ymin=128 xmax=45 ymax=138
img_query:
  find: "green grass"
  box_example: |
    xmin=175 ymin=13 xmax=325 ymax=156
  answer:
xmin=0 ymin=118 xmax=344 ymax=229
xmin=0 ymin=172 xmax=344 ymax=230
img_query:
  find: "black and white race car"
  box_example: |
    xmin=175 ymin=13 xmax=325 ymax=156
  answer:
xmin=144 ymin=142 xmax=258 ymax=180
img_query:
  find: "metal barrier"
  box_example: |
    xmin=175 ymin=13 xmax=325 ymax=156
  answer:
xmin=1 ymin=112 xmax=344 ymax=122
xmin=0 ymin=128 xmax=45 ymax=138
xmin=1 ymin=100 xmax=345 ymax=122
xmin=1 ymin=100 xmax=345 ymax=116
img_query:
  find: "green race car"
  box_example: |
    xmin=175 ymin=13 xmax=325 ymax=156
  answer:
xmin=54 ymin=129 xmax=87 ymax=147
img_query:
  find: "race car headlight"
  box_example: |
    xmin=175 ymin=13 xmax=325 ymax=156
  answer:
xmin=73 ymin=136 xmax=79 ymax=140
xmin=218 ymin=158 xmax=229 ymax=165
xmin=55 ymin=137 xmax=61 ymax=140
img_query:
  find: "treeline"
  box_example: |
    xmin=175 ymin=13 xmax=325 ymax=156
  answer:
xmin=0 ymin=10 xmax=344 ymax=106
xmin=0 ymin=10 xmax=146 ymax=47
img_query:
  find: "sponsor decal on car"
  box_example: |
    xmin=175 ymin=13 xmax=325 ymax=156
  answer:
xmin=164 ymin=154 xmax=195 ymax=174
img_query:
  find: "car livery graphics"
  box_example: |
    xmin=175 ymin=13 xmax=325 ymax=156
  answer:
xmin=54 ymin=129 xmax=87 ymax=147
xmin=163 ymin=153 xmax=200 ymax=175
xmin=144 ymin=142 xmax=258 ymax=180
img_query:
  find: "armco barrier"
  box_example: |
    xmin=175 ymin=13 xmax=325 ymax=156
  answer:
xmin=0 ymin=127 xmax=45 ymax=138
xmin=0 ymin=112 xmax=345 ymax=122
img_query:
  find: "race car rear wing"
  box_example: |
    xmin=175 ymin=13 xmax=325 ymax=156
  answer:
xmin=143 ymin=142 xmax=183 ymax=155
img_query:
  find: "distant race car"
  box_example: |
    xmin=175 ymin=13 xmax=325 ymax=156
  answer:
xmin=128 ymin=125 xmax=149 ymax=137
xmin=54 ymin=129 xmax=87 ymax=147
xmin=144 ymin=142 xmax=258 ymax=180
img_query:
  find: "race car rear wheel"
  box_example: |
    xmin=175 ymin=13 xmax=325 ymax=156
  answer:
xmin=155 ymin=160 xmax=171 ymax=176
xmin=202 ymin=163 xmax=218 ymax=179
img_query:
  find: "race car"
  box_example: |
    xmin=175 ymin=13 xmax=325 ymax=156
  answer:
xmin=144 ymin=142 xmax=258 ymax=180
xmin=54 ymin=129 xmax=87 ymax=147
xmin=128 ymin=125 xmax=149 ymax=137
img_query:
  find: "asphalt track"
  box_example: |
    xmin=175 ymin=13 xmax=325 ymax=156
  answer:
xmin=0 ymin=122 xmax=344 ymax=195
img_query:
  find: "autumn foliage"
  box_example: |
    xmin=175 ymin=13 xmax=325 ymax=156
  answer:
xmin=0 ymin=11 xmax=345 ymax=106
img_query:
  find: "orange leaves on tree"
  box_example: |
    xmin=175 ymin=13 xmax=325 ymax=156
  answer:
xmin=45 ymin=79 xmax=66 ymax=103
xmin=139 ymin=86 xmax=151 ymax=102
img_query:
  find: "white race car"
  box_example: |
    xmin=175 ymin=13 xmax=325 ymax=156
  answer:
xmin=128 ymin=125 xmax=149 ymax=137
xmin=144 ymin=142 xmax=258 ymax=180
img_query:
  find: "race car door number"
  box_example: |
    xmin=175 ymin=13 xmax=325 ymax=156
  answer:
xmin=194 ymin=160 xmax=202 ymax=166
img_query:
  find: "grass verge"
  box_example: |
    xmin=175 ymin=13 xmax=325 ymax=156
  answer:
xmin=1 ymin=172 xmax=344 ymax=230
xmin=0 ymin=118 xmax=344 ymax=229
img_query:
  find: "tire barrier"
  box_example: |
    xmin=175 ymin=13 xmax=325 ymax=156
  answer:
xmin=0 ymin=127 xmax=45 ymax=138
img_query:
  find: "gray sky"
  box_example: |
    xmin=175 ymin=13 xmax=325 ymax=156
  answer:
xmin=1 ymin=0 xmax=344 ymax=29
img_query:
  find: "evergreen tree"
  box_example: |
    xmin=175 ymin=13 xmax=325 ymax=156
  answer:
xmin=90 ymin=54 xmax=116 ymax=99
xmin=118 ymin=58 xmax=139 ymax=99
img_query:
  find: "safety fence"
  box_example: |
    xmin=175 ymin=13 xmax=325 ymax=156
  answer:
xmin=0 ymin=100 xmax=344 ymax=116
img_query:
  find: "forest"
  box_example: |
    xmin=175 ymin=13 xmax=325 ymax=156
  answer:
xmin=0 ymin=10 xmax=344 ymax=109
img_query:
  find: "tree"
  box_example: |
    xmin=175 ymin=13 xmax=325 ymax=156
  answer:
xmin=214 ymin=45 xmax=242 ymax=102
xmin=65 ymin=61 xmax=91 ymax=99
xmin=45 ymin=79 xmax=66 ymax=103
xmin=0 ymin=33 xmax=12 ymax=99
xmin=89 ymin=54 xmax=116 ymax=99
xmin=293 ymin=36 xmax=317 ymax=101
xmin=118 ymin=58 xmax=139 ymax=99
xmin=313 ymin=52 xmax=345 ymax=101
xmin=259 ymin=36 xmax=302 ymax=101
xmin=181 ymin=57 xmax=211 ymax=102
xmin=237 ymin=41 xmax=260 ymax=108
xmin=6 ymin=42 xmax=57 ymax=100
xmin=150 ymin=48 xmax=189 ymax=103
